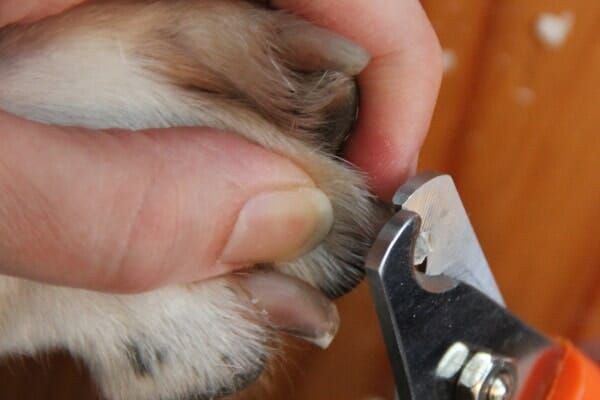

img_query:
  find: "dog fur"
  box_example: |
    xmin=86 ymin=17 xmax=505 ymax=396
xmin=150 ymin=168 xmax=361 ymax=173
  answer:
xmin=0 ymin=1 xmax=387 ymax=398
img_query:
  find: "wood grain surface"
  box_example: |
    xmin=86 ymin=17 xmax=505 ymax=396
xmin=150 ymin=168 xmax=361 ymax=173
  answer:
xmin=1 ymin=1 xmax=598 ymax=398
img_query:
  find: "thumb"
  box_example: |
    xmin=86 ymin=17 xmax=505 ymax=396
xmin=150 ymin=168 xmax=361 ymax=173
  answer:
xmin=0 ymin=112 xmax=332 ymax=292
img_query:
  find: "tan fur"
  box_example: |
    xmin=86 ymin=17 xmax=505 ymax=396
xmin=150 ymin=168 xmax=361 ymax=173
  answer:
xmin=0 ymin=1 xmax=388 ymax=399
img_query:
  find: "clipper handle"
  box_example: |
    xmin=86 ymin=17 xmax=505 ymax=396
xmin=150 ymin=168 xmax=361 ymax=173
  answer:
xmin=545 ymin=340 xmax=600 ymax=400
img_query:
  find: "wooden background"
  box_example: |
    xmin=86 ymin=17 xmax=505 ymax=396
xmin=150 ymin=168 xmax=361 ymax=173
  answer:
xmin=1 ymin=1 xmax=598 ymax=398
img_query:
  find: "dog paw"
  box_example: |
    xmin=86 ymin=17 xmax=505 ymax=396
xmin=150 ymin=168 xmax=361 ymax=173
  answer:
xmin=0 ymin=273 xmax=340 ymax=400
xmin=130 ymin=0 xmax=389 ymax=297
xmin=0 ymin=1 xmax=392 ymax=398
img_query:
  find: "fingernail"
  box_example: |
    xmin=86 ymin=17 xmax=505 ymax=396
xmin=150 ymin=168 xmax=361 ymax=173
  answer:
xmin=220 ymin=188 xmax=333 ymax=264
xmin=282 ymin=25 xmax=371 ymax=75
xmin=235 ymin=271 xmax=340 ymax=349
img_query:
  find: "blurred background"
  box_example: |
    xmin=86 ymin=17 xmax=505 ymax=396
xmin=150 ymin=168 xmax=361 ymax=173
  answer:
xmin=1 ymin=1 xmax=598 ymax=398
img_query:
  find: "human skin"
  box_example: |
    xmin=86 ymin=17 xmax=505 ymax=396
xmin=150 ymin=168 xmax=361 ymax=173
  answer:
xmin=0 ymin=0 xmax=442 ymax=291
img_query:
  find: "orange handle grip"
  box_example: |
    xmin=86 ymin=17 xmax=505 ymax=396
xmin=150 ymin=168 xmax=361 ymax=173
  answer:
xmin=544 ymin=340 xmax=600 ymax=400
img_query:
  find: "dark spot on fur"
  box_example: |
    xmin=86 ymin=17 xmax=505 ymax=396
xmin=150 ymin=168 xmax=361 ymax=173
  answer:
xmin=125 ymin=341 xmax=153 ymax=378
xmin=231 ymin=367 xmax=262 ymax=391
xmin=206 ymin=365 xmax=264 ymax=399
xmin=220 ymin=353 xmax=232 ymax=364
xmin=155 ymin=348 xmax=166 ymax=365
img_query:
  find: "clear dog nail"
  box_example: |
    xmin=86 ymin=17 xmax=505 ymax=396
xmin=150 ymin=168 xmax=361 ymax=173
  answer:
xmin=282 ymin=25 xmax=370 ymax=75
xmin=220 ymin=188 xmax=333 ymax=265
xmin=235 ymin=271 xmax=340 ymax=349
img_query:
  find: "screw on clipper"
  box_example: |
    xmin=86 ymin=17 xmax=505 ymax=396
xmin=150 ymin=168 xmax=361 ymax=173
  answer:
xmin=437 ymin=342 xmax=516 ymax=400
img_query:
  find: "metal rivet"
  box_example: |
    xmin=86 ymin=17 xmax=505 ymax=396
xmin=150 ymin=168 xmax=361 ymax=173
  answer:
xmin=436 ymin=342 xmax=470 ymax=379
xmin=438 ymin=343 xmax=516 ymax=400
xmin=486 ymin=371 xmax=513 ymax=400
xmin=457 ymin=352 xmax=516 ymax=400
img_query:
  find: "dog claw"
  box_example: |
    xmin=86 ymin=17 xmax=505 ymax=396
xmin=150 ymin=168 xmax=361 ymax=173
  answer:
xmin=235 ymin=271 xmax=339 ymax=349
xmin=280 ymin=24 xmax=370 ymax=75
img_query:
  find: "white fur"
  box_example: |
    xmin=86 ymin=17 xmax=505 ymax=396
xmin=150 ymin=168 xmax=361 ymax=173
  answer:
xmin=0 ymin=277 xmax=266 ymax=399
xmin=0 ymin=31 xmax=208 ymax=129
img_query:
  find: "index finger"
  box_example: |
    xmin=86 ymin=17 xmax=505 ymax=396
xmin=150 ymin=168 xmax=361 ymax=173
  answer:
xmin=271 ymin=0 xmax=442 ymax=200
